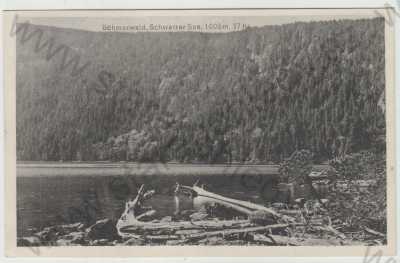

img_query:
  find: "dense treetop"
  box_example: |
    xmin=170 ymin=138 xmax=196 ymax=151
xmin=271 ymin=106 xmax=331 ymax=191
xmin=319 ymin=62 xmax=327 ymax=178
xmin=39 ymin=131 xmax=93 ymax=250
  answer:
xmin=16 ymin=18 xmax=385 ymax=163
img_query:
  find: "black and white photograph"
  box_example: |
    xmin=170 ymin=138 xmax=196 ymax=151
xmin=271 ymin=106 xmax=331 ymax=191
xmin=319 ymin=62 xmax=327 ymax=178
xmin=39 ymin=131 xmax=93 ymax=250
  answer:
xmin=3 ymin=9 xmax=396 ymax=256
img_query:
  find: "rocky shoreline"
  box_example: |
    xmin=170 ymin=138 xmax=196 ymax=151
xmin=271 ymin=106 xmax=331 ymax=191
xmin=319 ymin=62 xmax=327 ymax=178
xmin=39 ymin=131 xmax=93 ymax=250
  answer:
xmin=18 ymin=217 xmax=384 ymax=247
xmin=18 ymin=217 xmax=257 ymax=246
xmin=18 ymin=219 xmax=124 ymax=246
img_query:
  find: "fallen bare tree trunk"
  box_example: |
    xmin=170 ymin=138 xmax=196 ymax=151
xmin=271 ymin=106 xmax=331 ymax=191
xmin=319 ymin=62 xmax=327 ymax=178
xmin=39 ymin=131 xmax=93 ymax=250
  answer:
xmin=363 ymin=227 xmax=386 ymax=238
xmin=311 ymin=225 xmax=346 ymax=239
xmin=113 ymin=183 xmax=369 ymax=246
xmin=278 ymin=209 xmax=302 ymax=216
xmin=119 ymin=219 xmax=254 ymax=234
xmin=117 ymin=184 xmax=258 ymax=237
xmin=117 ymin=184 xmax=298 ymax=242
xmin=184 ymin=224 xmax=289 ymax=241
xmin=143 ymin=235 xmax=180 ymax=242
xmin=252 ymin=234 xmax=336 ymax=246
xmin=177 ymin=184 xmax=281 ymax=219
xmin=265 ymin=234 xmax=365 ymax=246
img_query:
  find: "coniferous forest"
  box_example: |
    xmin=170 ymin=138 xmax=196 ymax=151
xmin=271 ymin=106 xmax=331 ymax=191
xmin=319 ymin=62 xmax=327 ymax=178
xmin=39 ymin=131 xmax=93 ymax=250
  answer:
xmin=16 ymin=17 xmax=385 ymax=163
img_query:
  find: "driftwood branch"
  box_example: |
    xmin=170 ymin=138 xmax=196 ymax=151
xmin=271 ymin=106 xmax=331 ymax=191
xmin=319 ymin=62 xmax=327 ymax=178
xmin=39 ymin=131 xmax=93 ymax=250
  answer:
xmin=363 ymin=227 xmax=386 ymax=238
xmin=115 ymin=183 xmax=363 ymax=246
xmin=185 ymin=224 xmax=289 ymax=241
xmin=117 ymin=184 xmax=268 ymax=237
xmin=176 ymin=184 xmax=282 ymax=218
xmin=261 ymin=234 xmax=344 ymax=246
xmin=120 ymin=219 xmax=254 ymax=234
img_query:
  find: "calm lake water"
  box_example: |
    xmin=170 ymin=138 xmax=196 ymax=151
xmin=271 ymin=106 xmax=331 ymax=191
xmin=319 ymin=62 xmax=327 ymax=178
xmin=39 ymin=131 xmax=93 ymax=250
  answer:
xmin=17 ymin=163 xmax=284 ymax=237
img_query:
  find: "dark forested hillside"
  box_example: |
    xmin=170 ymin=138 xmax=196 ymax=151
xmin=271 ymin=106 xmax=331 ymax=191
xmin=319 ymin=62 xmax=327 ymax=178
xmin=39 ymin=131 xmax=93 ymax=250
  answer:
xmin=16 ymin=18 xmax=385 ymax=163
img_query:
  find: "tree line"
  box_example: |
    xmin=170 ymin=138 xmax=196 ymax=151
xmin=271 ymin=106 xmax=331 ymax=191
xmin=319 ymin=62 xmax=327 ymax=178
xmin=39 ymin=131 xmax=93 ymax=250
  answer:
xmin=16 ymin=18 xmax=385 ymax=163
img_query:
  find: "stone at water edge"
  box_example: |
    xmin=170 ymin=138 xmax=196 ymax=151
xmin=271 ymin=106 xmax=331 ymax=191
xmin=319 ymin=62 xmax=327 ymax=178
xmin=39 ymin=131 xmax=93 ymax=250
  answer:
xmin=249 ymin=210 xmax=276 ymax=225
xmin=17 ymin=236 xmax=41 ymax=246
xmin=60 ymin=222 xmax=86 ymax=232
xmin=198 ymin=236 xmax=225 ymax=245
xmin=189 ymin=211 xmax=209 ymax=221
xmin=90 ymin=238 xmax=113 ymax=246
xmin=34 ymin=227 xmax=59 ymax=242
xmin=58 ymin=231 xmax=87 ymax=245
xmin=33 ymin=222 xmax=87 ymax=243
xmin=26 ymin=227 xmax=38 ymax=235
xmin=160 ymin=216 xmax=172 ymax=223
xmin=123 ymin=237 xmax=145 ymax=245
xmin=86 ymin=218 xmax=120 ymax=240
xmin=165 ymin=239 xmax=187 ymax=245
xmin=56 ymin=239 xmax=81 ymax=246
xmin=34 ymin=223 xmax=84 ymax=242
xmin=174 ymin=209 xmax=196 ymax=221
xmin=271 ymin=202 xmax=288 ymax=210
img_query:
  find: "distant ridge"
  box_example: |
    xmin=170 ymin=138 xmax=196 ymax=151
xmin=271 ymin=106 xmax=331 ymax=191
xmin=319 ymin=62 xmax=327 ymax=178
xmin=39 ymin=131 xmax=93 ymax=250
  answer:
xmin=16 ymin=17 xmax=385 ymax=163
